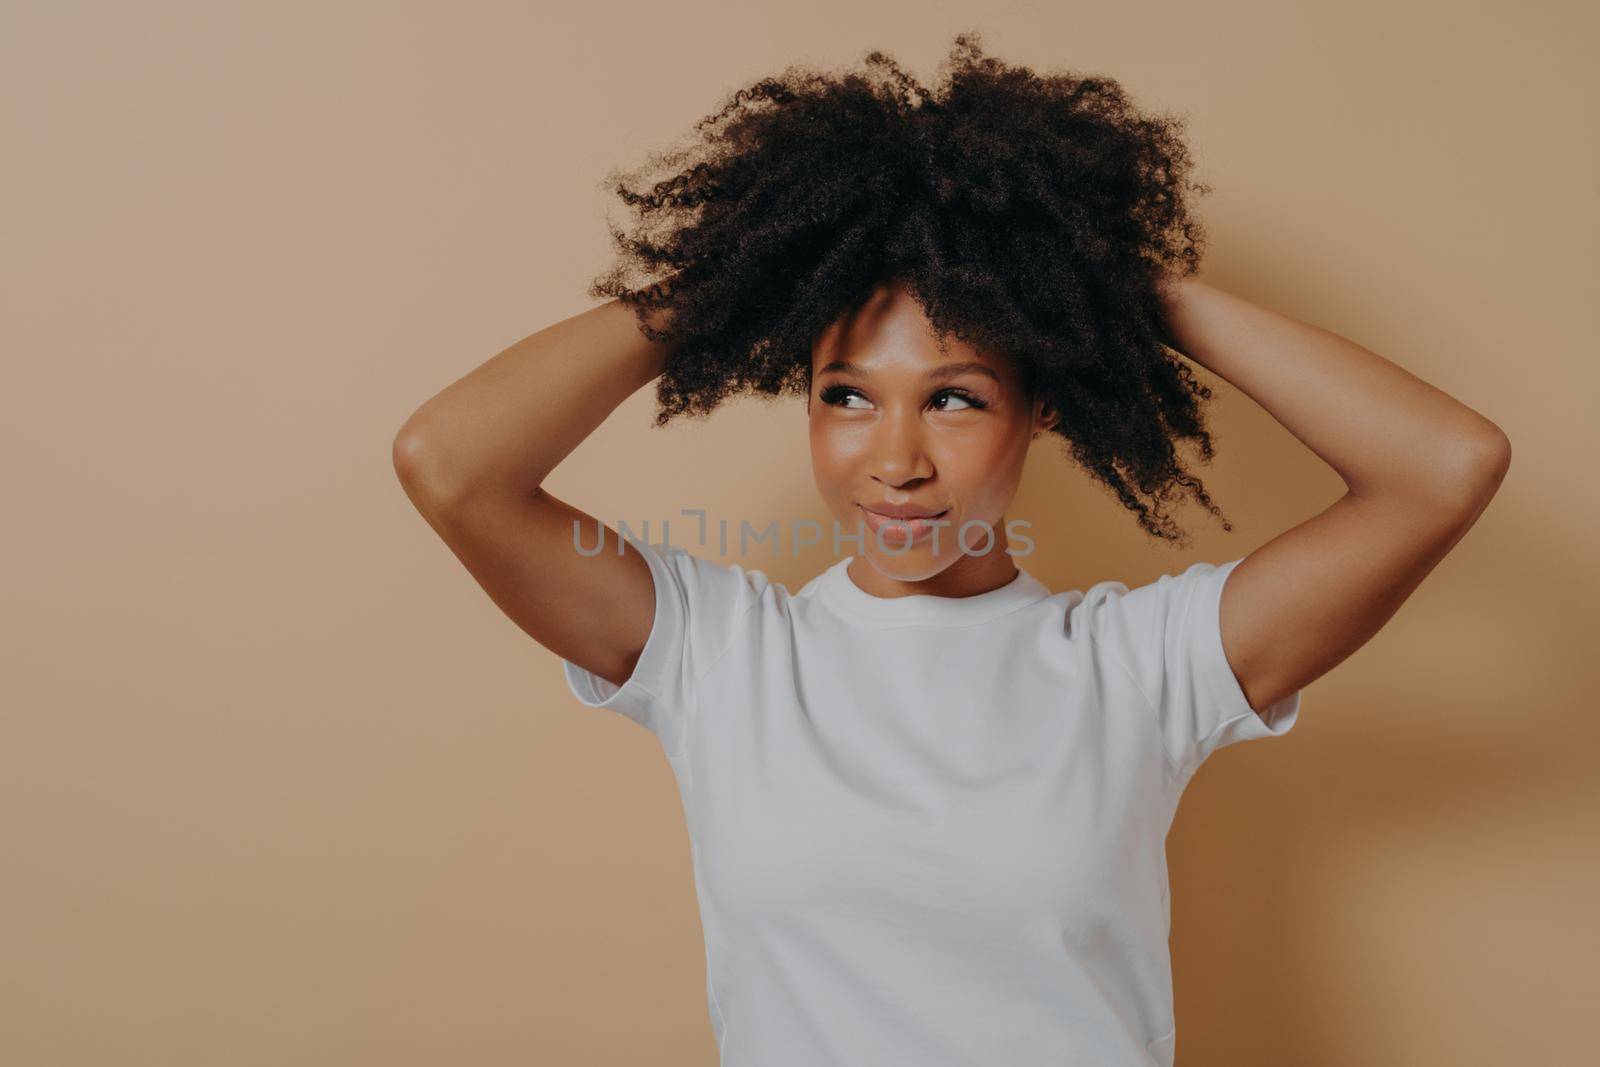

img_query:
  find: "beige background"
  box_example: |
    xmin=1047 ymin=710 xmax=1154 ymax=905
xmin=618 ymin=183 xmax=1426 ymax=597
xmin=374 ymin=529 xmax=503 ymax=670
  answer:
xmin=4 ymin=2 xmax=1595 ymax=1064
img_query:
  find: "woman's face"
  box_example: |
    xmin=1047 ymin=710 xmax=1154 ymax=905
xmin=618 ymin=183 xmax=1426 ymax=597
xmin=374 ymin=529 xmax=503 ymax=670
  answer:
xmin=807 ymin=281 xmax=1057 ymax=589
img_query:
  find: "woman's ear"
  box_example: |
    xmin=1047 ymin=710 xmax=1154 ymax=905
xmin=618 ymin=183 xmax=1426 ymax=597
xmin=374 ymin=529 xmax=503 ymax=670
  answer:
xmin=1035 ymin=399 xmax=1060 ymax=435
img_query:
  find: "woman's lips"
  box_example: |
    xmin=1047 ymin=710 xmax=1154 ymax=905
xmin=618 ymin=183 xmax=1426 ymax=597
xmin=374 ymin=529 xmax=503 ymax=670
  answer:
xmin=858 ymin=504 xmax=951 ymax=544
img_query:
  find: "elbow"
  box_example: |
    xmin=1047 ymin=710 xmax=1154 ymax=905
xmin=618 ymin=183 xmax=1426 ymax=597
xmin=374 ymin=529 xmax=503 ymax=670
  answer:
xmin=1351 ymin=420 xmax=1511 ymax=517
xmin=391 ymin=414 xmax=461 ymax=509
xmin=1440 ymin=423 xmax=1512 ymax=508
xmin=1465 ymin=422 xmax=1511 ymax=485
xmin=391 ymin=424 xmax=430 ymax=487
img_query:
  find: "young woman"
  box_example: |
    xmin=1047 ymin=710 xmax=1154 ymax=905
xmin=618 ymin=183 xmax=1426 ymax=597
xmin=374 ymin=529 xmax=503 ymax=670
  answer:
xmin=392 ymin=35 xmax=1510 ymax=1067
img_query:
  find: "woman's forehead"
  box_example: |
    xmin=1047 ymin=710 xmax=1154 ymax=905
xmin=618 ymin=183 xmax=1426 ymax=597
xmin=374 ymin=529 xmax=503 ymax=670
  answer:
xmin=813 ymin=290 xmax=1005 ymax=372
xmin=811 ymin=326 xmax=1017 ymax=387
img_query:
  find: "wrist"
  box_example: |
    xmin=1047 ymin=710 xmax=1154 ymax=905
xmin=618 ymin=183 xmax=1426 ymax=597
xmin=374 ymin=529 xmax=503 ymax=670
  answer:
xmin=1155 ymin=275 xmax=1196 ymax=350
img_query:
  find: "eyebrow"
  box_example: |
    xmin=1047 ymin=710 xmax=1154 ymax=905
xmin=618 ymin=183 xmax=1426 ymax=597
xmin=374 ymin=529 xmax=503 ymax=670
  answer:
xmin=816 ymin=359 xmax=1001 ymax=384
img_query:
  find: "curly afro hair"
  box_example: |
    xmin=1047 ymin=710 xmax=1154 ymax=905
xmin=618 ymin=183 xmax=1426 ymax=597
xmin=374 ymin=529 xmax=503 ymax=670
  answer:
xmin=587 ymin=31 xmax=1229 ymax=544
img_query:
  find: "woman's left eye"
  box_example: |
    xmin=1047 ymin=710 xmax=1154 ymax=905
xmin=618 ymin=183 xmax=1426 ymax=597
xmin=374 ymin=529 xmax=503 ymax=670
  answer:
xmin=931 ymin=389 xmax=985 ymax=412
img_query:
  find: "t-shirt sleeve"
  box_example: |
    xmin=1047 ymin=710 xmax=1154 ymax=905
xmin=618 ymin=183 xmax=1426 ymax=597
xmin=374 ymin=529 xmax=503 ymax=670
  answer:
xmin=560 ymin=538 xmax=763 ymax=756
xmin=1083 ymin=557 xmax=1302 ymax=777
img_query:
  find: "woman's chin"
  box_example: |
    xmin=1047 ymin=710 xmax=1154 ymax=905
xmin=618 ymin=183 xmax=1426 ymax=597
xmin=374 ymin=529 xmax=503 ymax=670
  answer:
xmin=857 ymin=544 xmax=960 ymax=582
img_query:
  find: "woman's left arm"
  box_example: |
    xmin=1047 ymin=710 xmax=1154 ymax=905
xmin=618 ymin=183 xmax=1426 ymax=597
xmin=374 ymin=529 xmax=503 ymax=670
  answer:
xmin=1156 ymin=277 xmax=1512 ymax=716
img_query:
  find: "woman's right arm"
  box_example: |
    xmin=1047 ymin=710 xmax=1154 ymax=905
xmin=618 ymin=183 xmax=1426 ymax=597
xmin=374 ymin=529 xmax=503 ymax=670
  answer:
xmin=391 ymin=300 xmax=676 ymax=691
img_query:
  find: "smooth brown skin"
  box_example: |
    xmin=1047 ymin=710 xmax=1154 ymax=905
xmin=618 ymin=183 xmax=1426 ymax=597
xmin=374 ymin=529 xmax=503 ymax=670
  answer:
xmin=393 ymin=278 xmax=1510 ymax=716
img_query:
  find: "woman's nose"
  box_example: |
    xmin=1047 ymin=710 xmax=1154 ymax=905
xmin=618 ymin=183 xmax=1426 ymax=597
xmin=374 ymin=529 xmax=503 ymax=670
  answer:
xmin=868 ymin=412 xmax=933 ymax=484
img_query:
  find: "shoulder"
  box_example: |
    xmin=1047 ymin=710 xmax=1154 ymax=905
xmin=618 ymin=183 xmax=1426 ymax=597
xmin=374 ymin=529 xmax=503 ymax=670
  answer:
xmin=1066 ymin=560 xmax=1229 ymax=629
xmin=640 ymin=541 xmax=789 ymax=654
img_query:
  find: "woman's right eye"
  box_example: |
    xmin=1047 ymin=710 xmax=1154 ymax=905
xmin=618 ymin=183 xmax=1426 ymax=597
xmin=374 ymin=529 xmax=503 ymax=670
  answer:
xmin=820 ymin=385 xmax=870 ymax=409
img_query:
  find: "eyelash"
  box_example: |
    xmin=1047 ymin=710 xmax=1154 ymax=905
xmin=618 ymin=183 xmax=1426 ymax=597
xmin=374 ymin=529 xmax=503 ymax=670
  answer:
xmin=818 ymin=385 xmax=989 ymax=412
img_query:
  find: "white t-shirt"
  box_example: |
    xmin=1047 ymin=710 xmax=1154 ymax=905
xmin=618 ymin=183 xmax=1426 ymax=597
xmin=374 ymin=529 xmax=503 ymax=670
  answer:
xmin=562 ymin=540 xmax=1301 ymax=1067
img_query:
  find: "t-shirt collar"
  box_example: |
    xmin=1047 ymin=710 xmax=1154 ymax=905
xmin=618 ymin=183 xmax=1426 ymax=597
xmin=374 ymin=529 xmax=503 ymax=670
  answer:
xmin=812 ymin=555 xmax=1052 ymax=628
